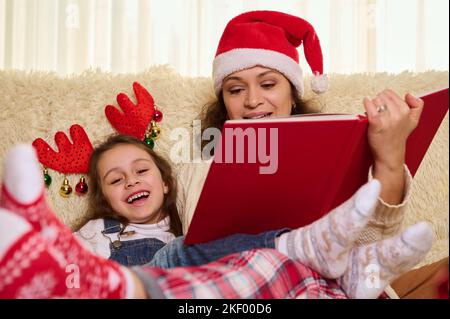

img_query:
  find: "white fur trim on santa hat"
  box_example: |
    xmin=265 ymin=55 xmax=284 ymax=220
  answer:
xmin=213 ymin=48 xmax=304 ymax=97
xmin=310 ymin=73 xmax=329 ymax=94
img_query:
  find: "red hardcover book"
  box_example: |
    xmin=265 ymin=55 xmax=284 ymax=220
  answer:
xmin=184 ymin=88 xmax=449 ymax=245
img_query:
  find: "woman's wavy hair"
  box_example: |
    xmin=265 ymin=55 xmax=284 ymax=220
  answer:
xmin=87 ymin=134 xmax=183 ymax=237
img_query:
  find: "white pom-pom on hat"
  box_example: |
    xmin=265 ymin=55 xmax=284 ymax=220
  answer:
xmin=310 ymin=73 xmax=329 ymax=94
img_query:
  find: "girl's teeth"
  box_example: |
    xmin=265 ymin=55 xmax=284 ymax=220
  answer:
xmin=127 ymin=192 xmax=150 ymax=203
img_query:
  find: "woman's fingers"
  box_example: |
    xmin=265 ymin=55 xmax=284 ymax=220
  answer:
xmin=376 ymin=90 xmax=405 ymax=117
xmin=365 ymin=90 xmax=424 ymax=130
xmin=363 ymin=96 xmax=376 ymax=116
xmin=405 ymin=93 xmax=425 ymax=127
xmin=363 ymin=97 xmax=382 ymax=129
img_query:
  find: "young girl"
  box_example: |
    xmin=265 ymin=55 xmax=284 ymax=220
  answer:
xmin=64 ymin=134 xmax=432 ymax=299
xmin=75 ymin=134 xmax=183 ymax=266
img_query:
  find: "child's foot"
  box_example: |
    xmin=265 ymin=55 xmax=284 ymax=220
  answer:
xmin=338 ymin=221 xmax=433 ymax=299
xmin=277 ymin=180 xmax=381 ymax=278
xmin=0 ymin=208 xmax=132 ymax=298
xmin=0 ymin=144 xmax=55 ymax=233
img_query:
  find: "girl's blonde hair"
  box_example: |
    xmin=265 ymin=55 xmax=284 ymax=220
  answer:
xmin=87 ymin=134 xmax=183 ymax=237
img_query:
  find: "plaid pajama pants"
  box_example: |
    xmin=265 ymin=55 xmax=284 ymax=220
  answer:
xmin=135 ymin=248 xmax=348 ymax=299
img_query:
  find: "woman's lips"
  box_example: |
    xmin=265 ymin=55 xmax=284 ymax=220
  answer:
xmin=243 ymin=112 xmax=273 ymax=119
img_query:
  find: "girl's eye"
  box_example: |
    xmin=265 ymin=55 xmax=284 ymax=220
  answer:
xmin=111 ymin=178 xmax=122 ymax=185
xmin=137 ymin=169 xmax=149 ymax=174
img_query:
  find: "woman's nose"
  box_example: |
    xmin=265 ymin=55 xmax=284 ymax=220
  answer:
xmin=245 ymin=88 xmax=263 ymax=108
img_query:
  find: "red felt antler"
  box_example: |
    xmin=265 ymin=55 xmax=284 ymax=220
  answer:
xmin=32 ymin=124 xmax=94 ymax=174
xmin=105 ymin=82 xmax=155 ymax=140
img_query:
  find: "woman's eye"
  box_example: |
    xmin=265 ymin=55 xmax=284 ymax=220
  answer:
xmin=261 ymin=83 xmax=275 ymax=89
xmin=229 ymin=88 xmax=243 ymax=95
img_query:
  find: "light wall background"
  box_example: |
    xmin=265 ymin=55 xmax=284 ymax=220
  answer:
xmin=0 ymin=0 xmax=448 ymax=77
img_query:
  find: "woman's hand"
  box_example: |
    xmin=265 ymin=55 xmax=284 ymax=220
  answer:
xmin=363 ymin=90 xmax=424 ymax=204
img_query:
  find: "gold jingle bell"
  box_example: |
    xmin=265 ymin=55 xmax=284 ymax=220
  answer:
xmin=59 ymin=177 xmax=73 ymax=197
xmin=151 ymin=126 xmax=161 ymax=140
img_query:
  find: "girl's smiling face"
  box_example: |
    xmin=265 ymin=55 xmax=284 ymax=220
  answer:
xmin=222 ymin=66 xmax=294 ymax=120
xmin=97 ymin=144 xmax=168 ymax=224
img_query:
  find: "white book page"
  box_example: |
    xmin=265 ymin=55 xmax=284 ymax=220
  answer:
xmin=226 ymin=113 xmax=362 ymax=125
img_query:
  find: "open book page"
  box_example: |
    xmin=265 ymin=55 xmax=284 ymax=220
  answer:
xmin=227 ymin=113 xmax=362 ymax=124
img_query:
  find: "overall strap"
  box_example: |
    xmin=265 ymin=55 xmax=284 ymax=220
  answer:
xmin=103 ymin=218 xmax=123 ymax=234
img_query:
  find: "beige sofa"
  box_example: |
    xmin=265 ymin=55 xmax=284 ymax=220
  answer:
xmin=0 ymin=65 xmax=448 ymax=269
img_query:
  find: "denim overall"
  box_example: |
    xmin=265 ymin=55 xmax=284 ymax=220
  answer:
xmin=103 ymin=218 xmax=166 ymax=266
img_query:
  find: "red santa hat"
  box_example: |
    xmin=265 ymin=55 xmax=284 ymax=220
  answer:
xmin=213 ymin=10 xmax=328 ymax=97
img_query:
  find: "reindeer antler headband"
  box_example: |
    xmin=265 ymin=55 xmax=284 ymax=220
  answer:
xmin=32 ymin=82 xmax=163 ymax=197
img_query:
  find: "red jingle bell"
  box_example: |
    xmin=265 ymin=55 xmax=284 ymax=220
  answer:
xmin=75 ymin=176 xmax=88 ymax=195
xmin=153 ymin=109 xmax=163 ymax=122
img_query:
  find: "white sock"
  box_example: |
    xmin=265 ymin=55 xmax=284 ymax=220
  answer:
xmin=276 ymin=180 xmax=381 ymax=278
xmin=338 ymin=222 xmax=433 ymax=299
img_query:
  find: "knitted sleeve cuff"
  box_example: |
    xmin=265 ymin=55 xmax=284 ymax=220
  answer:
xmin=356 ymin=164 xmax=413 ymax=245
xmin=367 ymin=164 xmax=412 ymax=226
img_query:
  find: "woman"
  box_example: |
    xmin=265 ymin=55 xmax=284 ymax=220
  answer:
xmin=180 ymin=10 xmax=445 ymax=298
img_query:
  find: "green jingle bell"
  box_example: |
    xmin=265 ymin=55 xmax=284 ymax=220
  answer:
xmin=144 ymin=136 xmax=155 ymax=149
xmin=43 ymin=168 xmax=52 ymax=187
